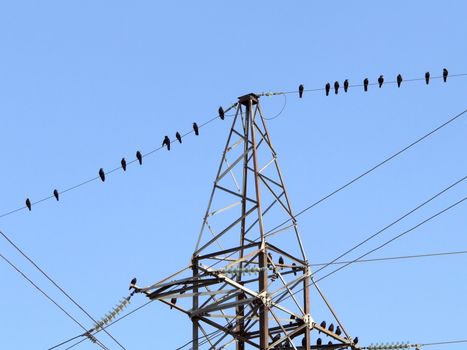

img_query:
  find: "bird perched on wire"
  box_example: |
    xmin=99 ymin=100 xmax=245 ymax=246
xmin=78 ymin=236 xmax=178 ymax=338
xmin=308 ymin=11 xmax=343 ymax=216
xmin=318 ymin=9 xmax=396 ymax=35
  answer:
xmin=278 ymin=256 xmax=284 ymax=268
xmin=363 ymin=78 xmax=369 ymax=91
xmin=121 ymin=158 xmax=127 ymax=171
xmin=354 ymin=337 xmax=359 ymax=345
xmin=378 ymin=75 xmax=384 ymax=88
xmin=99 ymin=168 xmax=106 ymax=182
xmin=343 ymin=79 xmax=349 ymax=92
xmin=136 ymin=151 xmax=143 ymax=165
xmin=317 ymin=338 xmax=322 ymax=346
xmin=397 ymin=74 xmax=403 ymax=88
xmin=325 ymin=82 xmax=330 ymax=96
xmin=334 ymin=81 xmax=339 ymax=94
xmin=335 ymin=326 xmax=342 ymax=336
xmin=170 ymin=297 xmax=177 ymax=309
xmin=162 ymin=136 xmax=171 ymax=151
xmin=320 ymin=320 xmax=326 ymax=330
xmin=328 ymin=323 xmax=334 ymax=332
xmin=129 ymin=277 xmax=137 ymax=290
xmin=425 ymin=71 xmax=430 ymax=85
xmin=443 ymin=68 xmax=448 ymax=82
xmin=175 ymin=132 xmax=182 ymax=144
xmin=299 ymin=84 xmax=304 ymax=98
xmin=193 ymin=122 xmax=199 ymax=136
xmin=291 ymin=262 xmax=298 ymax=276
xmin=53 ymin=189 xmax=59 ymax=201
xmin=218 ymin=106 xmax=225 ymax=120
xmin=25 ymin=198 xmax=32 ymax=211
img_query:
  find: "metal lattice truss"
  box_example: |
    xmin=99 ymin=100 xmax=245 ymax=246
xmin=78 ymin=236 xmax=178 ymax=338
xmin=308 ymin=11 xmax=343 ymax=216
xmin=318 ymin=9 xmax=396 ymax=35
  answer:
xmin=137 ymin=94 xmax=361 ymax=350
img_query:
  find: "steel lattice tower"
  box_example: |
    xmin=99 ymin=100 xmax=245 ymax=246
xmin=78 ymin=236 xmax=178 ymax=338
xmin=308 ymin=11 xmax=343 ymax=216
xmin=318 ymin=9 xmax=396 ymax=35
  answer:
xmin=136 ymin=93 xmax=360 ymax=350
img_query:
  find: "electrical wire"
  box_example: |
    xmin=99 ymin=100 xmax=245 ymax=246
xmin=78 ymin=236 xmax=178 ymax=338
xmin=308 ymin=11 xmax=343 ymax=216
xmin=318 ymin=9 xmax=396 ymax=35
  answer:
xmin=313 ymin=175 xmax=466 ymax=275
xmin=264 ymin=107 xmax=467 ymax=237
xmin=260 ymin=73 xmax=467 ymax=96
xmin=0 ymin=252 xmax=110 ymax=350
xmin=0 ymin=230 xmax=127 ymax=350
xmin=0 ymin=102 xmax=238 ymax=220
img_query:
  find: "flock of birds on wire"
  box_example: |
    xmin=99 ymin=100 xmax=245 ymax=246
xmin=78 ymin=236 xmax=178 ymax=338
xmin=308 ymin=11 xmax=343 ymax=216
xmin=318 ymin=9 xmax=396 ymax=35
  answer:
xmin=298 ymin=68 xmax=448 ymax=97
xmin=22 ymin=69 xmax=450 ymax=212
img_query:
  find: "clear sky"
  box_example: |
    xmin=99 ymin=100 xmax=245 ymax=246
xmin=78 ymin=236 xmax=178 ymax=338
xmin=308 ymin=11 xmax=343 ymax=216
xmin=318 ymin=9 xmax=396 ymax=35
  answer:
xmin=0 ymin=1 xmax=466 ymax=349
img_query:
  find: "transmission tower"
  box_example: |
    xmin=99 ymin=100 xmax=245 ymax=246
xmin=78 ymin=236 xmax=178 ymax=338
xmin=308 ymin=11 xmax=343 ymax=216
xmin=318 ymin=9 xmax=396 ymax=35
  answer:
xmin=135 ymin=93 xmax=361 ymax=350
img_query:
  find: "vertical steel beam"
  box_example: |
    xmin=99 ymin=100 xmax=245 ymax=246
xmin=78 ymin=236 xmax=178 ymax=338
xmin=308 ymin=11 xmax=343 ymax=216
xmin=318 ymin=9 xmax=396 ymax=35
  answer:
xmin=192 ymin=260 xmax=199 ymax=350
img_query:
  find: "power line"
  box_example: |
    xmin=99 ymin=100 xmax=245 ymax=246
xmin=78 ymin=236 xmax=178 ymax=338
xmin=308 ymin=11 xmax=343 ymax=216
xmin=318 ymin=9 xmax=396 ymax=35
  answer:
xmin=313 ymin=175 xmax=466 ymax=275
xmin=265 ymin=107 xmax=467 ymax=237
xmin=0 ymin=230 xmax=127 ymax=350
xmin=0 ymin=252 xmax=110 ymax=350
xmin=260 ymin=72 xmax=467 ymax=96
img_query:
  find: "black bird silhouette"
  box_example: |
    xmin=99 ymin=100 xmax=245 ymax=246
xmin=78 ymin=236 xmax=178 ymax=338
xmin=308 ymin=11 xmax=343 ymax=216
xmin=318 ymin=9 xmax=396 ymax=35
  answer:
xmin=121 ymin=158 xmax=127 ymax=171
xmin=320 ymin=320 xmax=326 ymax=330
xmin=162 ymin=136 xmax=171 ymax=151
xmin=136 ymin=151 xmax=143 ymax=165
xmin=354 ymin=337 xmax=359 ymax=345
xmin=25 ymin=198 xmax=32 ymax=211
xmin=334 ymin=81 xmax=339 ymax=94
xmin=335 ymin=326 xmax=342 ymax=336
xmin=328 ymin=341 xmax=333 ymax=345
xmin=299 ymin=84 xmax=304 ymax=98
xmin=397 ymin=74 xmax=403 ymax=88
xmin=344 ymin=79 xmax=349 ymax=92
xmin=425 ymin=71 xmax=430 ymax=85
xmin=129 ymin=277 xmax=137 ymax=290
xmin=170 ymin=297 xmax=177 ymax=309
xmin=193 ymin=122 xmax=199 ymax=136
xmin=291 ymin=262 xmax=297 ymax=276
xmin=325 ymin=82 xmax=331 ymax=96
xmin=175 ymin=132 xmax=182 ymax=144
xmin=53 ymin=189 xmax=59 ymax=201
xmin=278 ymin=256 xmax=284 ymax=268
xmin=219 ymin=106 xmax=225 ymax=120
xmin=317 ymin=338 xmax=322 ymax=346
xmin=443 ymin=68 xmax=448 ymax=82
xmin=99 ymin=168 xmax=105 ymax=182
xmin=328 ymin=323 xmax=334 ymax=332
xmin=363 ymin=78 xmax=369 ymax=91
xmin=378 ymin=75 xmax=384 ymax=88
xmin=289 ymin=315 xmax=296 ymax=325
xmin=302 ymin=337 xmax=306 ymax=347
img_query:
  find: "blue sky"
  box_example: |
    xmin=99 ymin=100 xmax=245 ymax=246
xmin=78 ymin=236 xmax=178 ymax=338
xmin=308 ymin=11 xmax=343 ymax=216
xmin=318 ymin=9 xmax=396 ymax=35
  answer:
xmin=0 ymin=1 xmax=466 ymax=349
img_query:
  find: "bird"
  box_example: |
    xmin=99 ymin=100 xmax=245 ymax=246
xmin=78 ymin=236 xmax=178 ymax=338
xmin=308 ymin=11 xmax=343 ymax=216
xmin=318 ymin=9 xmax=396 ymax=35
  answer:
xmin=136 ymin=151 xmax=143 ymax=165
xmin=343 ymin=79 xmax=349 ymax=92
xmin=425 ymin=71 xmax=430 ymax=85
xmin=99 ymin=168 xmax=105 ymax=182
xmin=443 ymin=68 xmax=448 ymax=82
xmin=302 ymin=337 xmax=306 ymax=347
xmin=267 ymin=252 xmax=273 ymax=268
xmin=335 ymin=326 xmax=342 ymax=336
xmin=175 ymin=132 xmax=182 ymax=143
xmin=25 ymin=198 xmax=32 ymax=211
xmin=325 ymin=82 xmax=330 ymax=96
xmin=328 ymin=323 xmax=334 ymax=332
xmin=53 ymin=189 xmax=59 ymax=201
xmin=397 ymin=74 xmax=403 ymax=88
xmin=278 ymin=256 xmax=284 ymax=267
xmin=328 ymin=341 xmax=333 ymax=345
xmin=162 ymin=136 xmax=171 ymax=151
xmin=121 ymin=158 xmax=127 ymax=171
xmin=317 ymin=338 xmax=322 ymax=346
xmin=334 ymin=81 xmax=339 ymax=94
xmin=129 ymin=277 xmax=137 ymax=290
xmin=378 ymin=75 xmax=384 ymax=88
xmin=219 ymin=106 xmax=225 ymax=120
xmin=291 ymin=262 xmax=297 ymax=276
xmin=193 ymin=122 xmax=199 ymax=136
xmin=363 ymin=78 xmax=369 ymax=91
xmin=354 ymin=337 xmax=359 ymax=345
xmin=289 ymin=315 xmax=296 ymax=325
xmin=320 ymin=320 xmax=326 ymax=330
xmin=299 ymin=84 xmax=304 ymax=98
xmin=170 ymin=297 xmax=177 ymax=309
